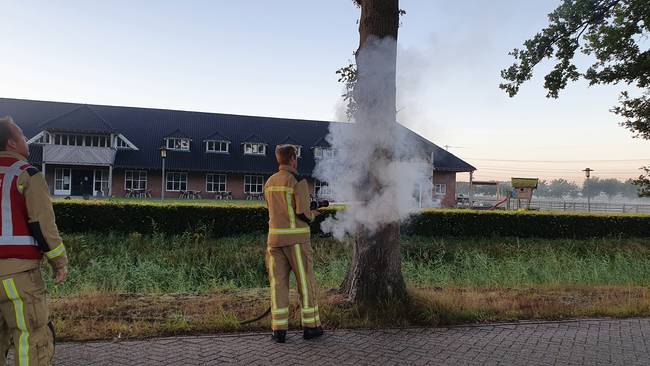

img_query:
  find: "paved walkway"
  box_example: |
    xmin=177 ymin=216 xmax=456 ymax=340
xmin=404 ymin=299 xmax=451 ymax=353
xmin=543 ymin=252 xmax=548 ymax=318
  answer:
xmin=23 ymin=318 xmax=650 ymax=365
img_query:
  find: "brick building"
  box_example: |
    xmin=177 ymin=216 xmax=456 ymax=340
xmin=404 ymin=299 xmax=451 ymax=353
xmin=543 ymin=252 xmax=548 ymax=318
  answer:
xmin=0 ymin=98 xmax=475 ymax=207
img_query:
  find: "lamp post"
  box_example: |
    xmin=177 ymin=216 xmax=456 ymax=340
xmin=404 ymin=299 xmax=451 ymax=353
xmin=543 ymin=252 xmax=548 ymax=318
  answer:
xmin=160 ymin=146 xmax=167 ymax=201
xmin=582 ymin=168 xmax=594 ymax=212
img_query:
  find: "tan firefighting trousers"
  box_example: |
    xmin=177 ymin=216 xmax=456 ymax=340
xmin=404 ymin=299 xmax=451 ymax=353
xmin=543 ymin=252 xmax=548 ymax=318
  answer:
xmin=0 ymin=268 xmax=54 ymax=366
xmin=266 ymin=243 xmax=321 ymax=330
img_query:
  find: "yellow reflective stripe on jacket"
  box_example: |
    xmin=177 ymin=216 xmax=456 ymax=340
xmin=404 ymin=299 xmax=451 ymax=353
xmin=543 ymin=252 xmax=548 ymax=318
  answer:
xmin=2 ymin=278 xmax=29 ymax=366
xmin=272 ymin=319 xmax=288 ymax=326
xmin=269 ymin=227 xmax=310 ymax=235
xmin=265 ymin=186 xmax=294 ymax=193
xmin=45 ymin=243 xmax=66 ymax=259
xmin=286 ymin=191 xmax=296 ymax=228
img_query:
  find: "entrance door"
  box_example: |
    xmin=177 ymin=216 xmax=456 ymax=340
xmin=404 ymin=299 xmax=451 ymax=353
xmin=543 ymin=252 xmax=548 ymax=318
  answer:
xmin=71 ymin=170 xmax=94 ymax=196
xmin=54 ymin=168 xmax=71 ymax=196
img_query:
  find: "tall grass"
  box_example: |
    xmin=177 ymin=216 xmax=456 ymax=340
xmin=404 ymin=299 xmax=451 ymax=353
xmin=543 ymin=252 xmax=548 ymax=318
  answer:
xmin=50 ymin=233 xmax=650 ymax=295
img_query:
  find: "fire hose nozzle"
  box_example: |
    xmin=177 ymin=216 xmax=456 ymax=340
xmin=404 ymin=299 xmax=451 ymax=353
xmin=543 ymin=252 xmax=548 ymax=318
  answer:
xmin=310 ymin=200 xmax=330 ymax=210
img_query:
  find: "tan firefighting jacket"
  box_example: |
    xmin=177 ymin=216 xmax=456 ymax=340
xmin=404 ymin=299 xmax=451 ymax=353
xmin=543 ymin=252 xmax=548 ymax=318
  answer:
xmin=0 ymin=151 xmax=68 ymax=276
xmin=265 ymin=165 xmax=315 ymax=247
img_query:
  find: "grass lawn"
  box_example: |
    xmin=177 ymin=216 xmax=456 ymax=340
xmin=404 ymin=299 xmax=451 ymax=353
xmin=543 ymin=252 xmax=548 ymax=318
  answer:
xmin=48 ymin=233 xmax=650 ymax=341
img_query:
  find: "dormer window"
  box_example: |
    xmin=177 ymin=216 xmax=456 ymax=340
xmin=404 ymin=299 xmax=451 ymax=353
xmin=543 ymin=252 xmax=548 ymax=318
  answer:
xmin=52 ymin=133 xmax=110 ymax=147
xmin=244 ymin=142 xmax=266 ymax=155
xmin=27 ymin=131 xmax=52 ymax=145
xmin=206 ymin=140 xmax=230 ymax=153
xmin=115 ymin=134 xmax=138 ymax=150
xmin=314 ymin=147 xmax=335 ymax=159
xmin=166 ymin=137 xmax=190 ymax=151
xmin=116 ymin=138 xmax=129 ymax=148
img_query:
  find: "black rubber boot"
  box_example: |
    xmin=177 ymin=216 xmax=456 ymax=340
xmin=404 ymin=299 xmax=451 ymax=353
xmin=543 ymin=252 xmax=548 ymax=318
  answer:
xmin=303 ymin=326 xmax=324 ymax=340
xmin=272 ymin=330 xmax=287 ymax=343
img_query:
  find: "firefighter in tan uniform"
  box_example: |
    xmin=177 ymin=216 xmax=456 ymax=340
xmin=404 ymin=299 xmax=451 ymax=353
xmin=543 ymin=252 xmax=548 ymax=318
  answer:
xmin=265 ymin=145 xmax=323 ymax=343
xmin=0 ymin=116 xmax=68 ymax=366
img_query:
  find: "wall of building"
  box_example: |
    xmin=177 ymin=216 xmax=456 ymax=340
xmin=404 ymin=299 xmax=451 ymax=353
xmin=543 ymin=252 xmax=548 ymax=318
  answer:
xmin=433 ymin=171 xmax=457 ymax=208
xmin=111 ymin=169 xmax=278 ymax=200
xmin=42 ymin=166 xmax=458 ymax=206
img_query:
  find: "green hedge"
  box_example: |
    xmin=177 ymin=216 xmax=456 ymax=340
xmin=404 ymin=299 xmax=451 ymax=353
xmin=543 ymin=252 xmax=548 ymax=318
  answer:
xmin=52 ymin=201 xmax=650 ymax=239
xmin=402 ymin=209 xmax=650 ymax=238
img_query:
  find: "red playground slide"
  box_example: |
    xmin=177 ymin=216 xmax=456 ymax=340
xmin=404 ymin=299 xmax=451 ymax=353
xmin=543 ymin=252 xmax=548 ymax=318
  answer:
xmin=490 ymin=197 xmax=508 ymax=210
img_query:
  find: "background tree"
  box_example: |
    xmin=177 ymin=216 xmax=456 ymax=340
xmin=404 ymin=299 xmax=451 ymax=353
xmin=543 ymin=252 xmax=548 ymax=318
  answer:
xmin=548 ymin=178 xmax=580 ymax=198
xmin=500 ymin=0 xmax=650 ymax=195
xmin=634 ymin=168 xmax=650 ymax=197
xmin=535 ymin=180 xmax=551 ymax=197
xmin=582 ymin=176 xmax=604 ymax=198
xmin=600 ymin=178 xmax=623 ymax=200
xmin=339 ymin=0 xmax=408 ymax=304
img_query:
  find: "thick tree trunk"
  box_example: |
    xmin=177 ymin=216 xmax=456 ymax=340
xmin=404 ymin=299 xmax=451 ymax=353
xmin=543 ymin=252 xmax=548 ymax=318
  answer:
xmin=340 ymin=0 xmax=407 ymax=304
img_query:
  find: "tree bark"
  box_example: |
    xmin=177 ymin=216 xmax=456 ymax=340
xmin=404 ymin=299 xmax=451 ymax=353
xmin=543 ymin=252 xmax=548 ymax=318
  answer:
xmin=340 ymin=0 xmax=407 ymax=304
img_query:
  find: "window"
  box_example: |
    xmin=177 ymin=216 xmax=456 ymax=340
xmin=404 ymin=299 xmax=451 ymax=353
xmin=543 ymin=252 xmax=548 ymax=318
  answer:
xmin=116 ymin=138 xmax=128 ymax=148
xmin=244 ymin=175 xmax=264 ymax=194
xmin=314 ymin=179 xmax=332 ymax=197
xmin=206 ymin=140 xmax=229 ymax=153
xmin=434 ymin=184 xmax=447 ymax=196
xmin=314 ymin=147 xmax=335 ymax=159
xmin=125 ymin=170 xmax=148 ymax=190
xmin=244 ymin=143 xmax=266 ymax=155
xmin=54 ymin=168 xmax=71 ymax=194
xmin=94 ymin=169 xmax=110 ymax=196
xmin=29 ymin=132 xmax=51 ymax=144
xmin=115 ymin=135 xmax=134 ymax=149
xmin=166 ymin=172 xmax=188 ymax=192
xmin=53 ymin=133 xmax=109 ymax=147
xmin=166 ymin=138 xmax=190 ymax=151
xmin=206 ymin=174 xmax=227 ymax=192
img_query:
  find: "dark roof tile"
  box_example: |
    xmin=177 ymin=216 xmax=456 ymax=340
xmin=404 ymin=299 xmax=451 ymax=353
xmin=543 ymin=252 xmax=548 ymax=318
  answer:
xmin=0 ymin=97 xmax=476 ymax=174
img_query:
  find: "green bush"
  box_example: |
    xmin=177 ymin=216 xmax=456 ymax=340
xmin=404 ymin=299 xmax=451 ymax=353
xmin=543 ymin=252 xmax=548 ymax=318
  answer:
xmin=403 ymin=209 xmax=650 ymax=238
xmin=52 ymin=201 xmax=650 ymax=238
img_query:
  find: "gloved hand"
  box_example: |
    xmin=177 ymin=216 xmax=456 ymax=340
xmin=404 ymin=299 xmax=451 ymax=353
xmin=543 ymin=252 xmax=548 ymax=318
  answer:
xmin=53 ymin=265 xmax=68 ymax=285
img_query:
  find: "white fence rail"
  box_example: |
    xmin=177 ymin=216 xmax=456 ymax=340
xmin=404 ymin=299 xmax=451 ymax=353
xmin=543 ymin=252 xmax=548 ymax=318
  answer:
xmin=467 ymin=197 xmax=650 ymax=214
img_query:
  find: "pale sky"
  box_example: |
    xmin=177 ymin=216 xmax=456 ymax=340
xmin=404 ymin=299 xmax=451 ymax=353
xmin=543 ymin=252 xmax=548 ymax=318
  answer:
xmin=1 ymin=0 xmax=647 ymax=183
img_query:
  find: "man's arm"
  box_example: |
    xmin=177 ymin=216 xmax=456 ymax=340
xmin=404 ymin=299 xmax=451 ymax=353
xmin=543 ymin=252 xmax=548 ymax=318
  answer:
xmin=23 ymin=170 xmax=68 ymax=282
xmin=294 ymin=179 xmax=317 ymax=223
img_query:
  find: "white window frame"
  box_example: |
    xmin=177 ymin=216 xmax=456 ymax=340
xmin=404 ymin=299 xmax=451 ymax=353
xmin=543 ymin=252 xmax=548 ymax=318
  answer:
xmin=93 ymin=169 xmax=110 ymax=197
xmin=166 ymin=137 xmax=191 ymax=151
xmin=434 ymin=184 xmax=447 ymax=196
xmin=27 ymin=131 xmax=52 ymax=145
xmin=54 ymin=168 xmax=71 ymax=195
xmin=314 ymin=179 xmax=332 ymax=197
xmin=205 ymin=140 xmax=230 ymax=153
xmin=52 ymin=133 xmax=109 ymax=147
xmin=244 ymin=175 xmax=264 ymax=194
xmin=206 ymin=173 xmax=227 ymax=192
xmin=314 ymin=147 xmax=334 ymax=159
xmin=124 ymin=170 xmax=148 ymax=191
xmin=166 ymin=172 xmax=188 ymax=192
xmin=243 ymin=142 xmax=266 ymax=155
xmin=115 ymin=134 xmax=139 ymax=150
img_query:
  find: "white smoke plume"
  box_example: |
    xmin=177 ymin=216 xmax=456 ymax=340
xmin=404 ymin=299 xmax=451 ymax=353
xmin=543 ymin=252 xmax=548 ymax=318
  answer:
xmin=315 ymin=37 xmax=435 ymax=240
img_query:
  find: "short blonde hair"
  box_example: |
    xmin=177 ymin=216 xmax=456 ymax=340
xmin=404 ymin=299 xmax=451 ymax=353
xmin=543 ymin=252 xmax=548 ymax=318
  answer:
xmin=275 ymin=144 xmax=297 ymax=165
xmin=0 ymin=116 xmax=16 ymax=151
